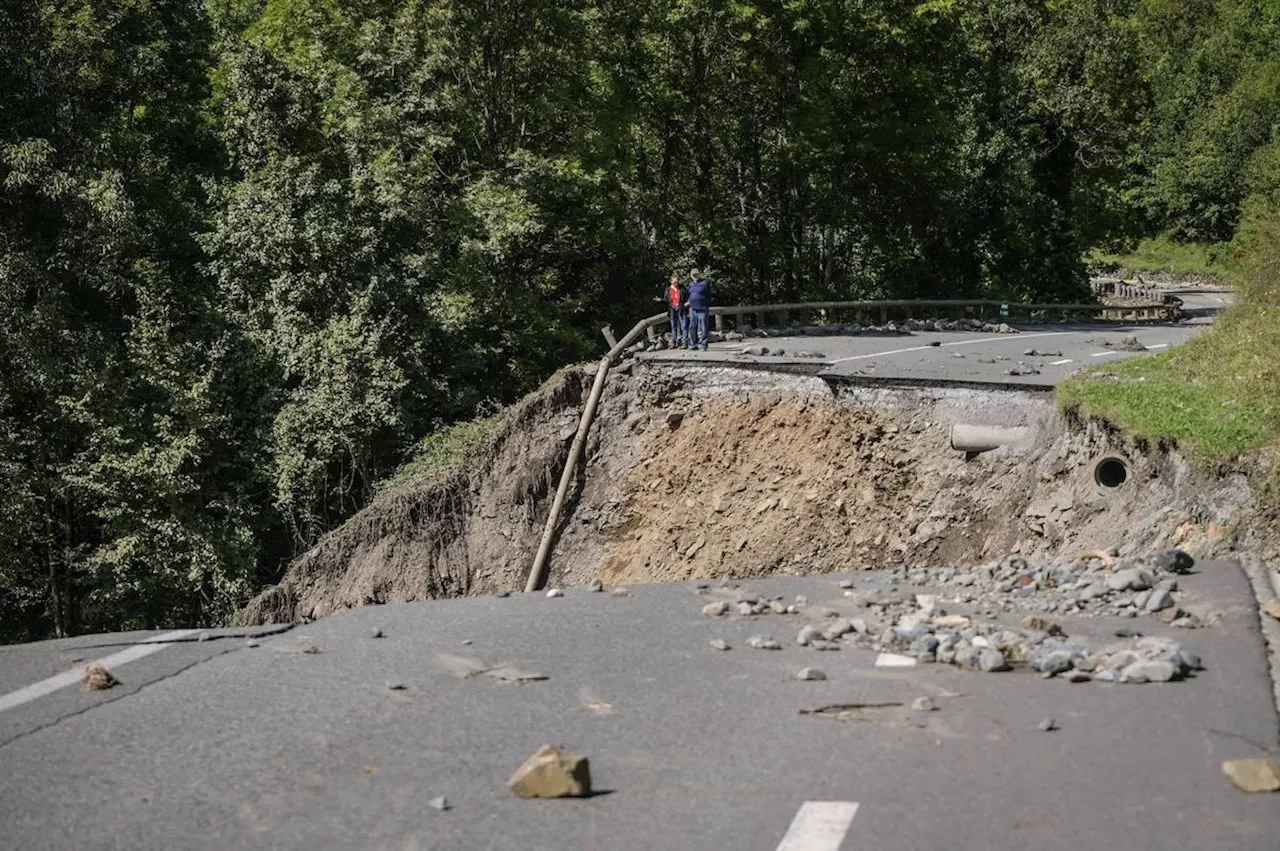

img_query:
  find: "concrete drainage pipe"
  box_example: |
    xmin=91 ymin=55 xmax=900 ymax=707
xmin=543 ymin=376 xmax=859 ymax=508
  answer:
xmin=950 ymin=424 xmax=1031 ymax=454
xmin=1093 ymin=455 xmax=1130 ymax=488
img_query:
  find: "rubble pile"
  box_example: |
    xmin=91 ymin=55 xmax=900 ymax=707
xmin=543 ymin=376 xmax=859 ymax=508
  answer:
xmin=700 ymin=548 xmax=1206 ymax=685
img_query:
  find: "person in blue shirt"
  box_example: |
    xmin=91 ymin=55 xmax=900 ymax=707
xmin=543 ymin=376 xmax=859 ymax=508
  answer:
xmin=687 ymin=268 xmax=711 ymax=350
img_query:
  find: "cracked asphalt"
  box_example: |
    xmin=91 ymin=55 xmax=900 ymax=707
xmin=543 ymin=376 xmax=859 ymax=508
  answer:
xmin=0 ymin=561 xmax=1276 ymax=850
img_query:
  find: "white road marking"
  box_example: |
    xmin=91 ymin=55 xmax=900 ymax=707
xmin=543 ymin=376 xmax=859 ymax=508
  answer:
xmin=827 ymin=331 xmax=1077 ymax=364
xmin=1050 ymin=358 xmax=1073 ymax=365
xmin=874 ymin=652 xmax=917 ymax=668
xmin=1147 ymin=343 xmax=1168 ymax=349
xmin=1090 ymin=351 xmax=1120 ymax=358
xmin=775 ymin=801 xmax=860 ymax=851
xmin=0 ymin=629 xmax=200 ymax=714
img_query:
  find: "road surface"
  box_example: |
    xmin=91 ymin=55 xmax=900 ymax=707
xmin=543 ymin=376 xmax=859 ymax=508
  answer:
xmin=1 ymin=562 xmax=1276 ymax=850
xmin=642 ymin=288 xmax=1233 ymax=388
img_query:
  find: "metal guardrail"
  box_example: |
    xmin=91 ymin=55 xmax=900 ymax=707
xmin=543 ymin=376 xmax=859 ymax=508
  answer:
xmin=1090 ymin=279 xmax=1172 ymax=304
xmin=632 ymin=298 xmax=1178 ymax=343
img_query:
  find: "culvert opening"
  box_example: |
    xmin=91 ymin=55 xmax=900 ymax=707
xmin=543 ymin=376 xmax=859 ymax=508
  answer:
xmin=1093 ymin=456 xmax=1129 ymax=489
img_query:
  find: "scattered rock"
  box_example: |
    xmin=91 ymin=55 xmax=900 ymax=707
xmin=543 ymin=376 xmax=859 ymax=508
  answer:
xmin=427 ymin=796 xmax=451 ymax=811
xmin=1064 ymin=670 xmax=1092 ymax=683
xmin=709 ymin=639 xmax=731 ymax=651
xmin=1020 ymin=616 xmax=1064 ymax=636
xmin=978 ymin=649 xmax=1010 ymax=672
xmin=822 ymin=618 xmax=855 ymax=641
xmin=1262 ymin=598 xmax=1280 ymax=621
xmin=797 ymin=625 xmax=819 ymax=646
xmin=747 ymin=635 xmax=782 ymax=650
xmin=495 ymin=590 xmax=510 ymax=598
xmin=372 ymin=627 xmax=384 ymax=639
xmin=702 ymin=601 xmax=730 ymax=617
xmin=1120 ymin=659 xmax=1180 ymax=683
xmin=546 ymin=588 xmax=564 ymax=598
xmin=507 ymin=745 xmax=592 ymax=798
xmin=1037 ymin=717 xmax=1057 ymax=732
xmin=665 ymin=411 xmax=685 ymax=429
xmin=588 ymin=579 xmax=604 ymax=592
xmin=386 ymin=681 xmax=407 ymax=690
xmin=1147 ymin=549 xmax=1194 ymax=574
xmin=1145 ymin=587 xmax=1174 ymax=612
xmin=84 ymin=664 xmax=119 ymax=691
xmin=838 ymin=579 xmax=854 ymax=589
xmin=1222 ymin=758 xmax=1280 ymax=793
xmin=795 ymin=667 xmax=827 ymax=681
xmin=245 ymin=639 xmax=260 ymax=648
xmin=611 ymin=588 xmax=632 ymax=597
xmin=933 ymin=614 xmax=972 ymax=629
xmin=911 ymin=696 xmax=935 ymax=712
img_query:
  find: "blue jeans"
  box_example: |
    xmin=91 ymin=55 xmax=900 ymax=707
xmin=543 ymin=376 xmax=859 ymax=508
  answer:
xmin=669 ymin=309 xmax=686 ymax=344
xmin=688 ymin=309 xmax=709 ymax=350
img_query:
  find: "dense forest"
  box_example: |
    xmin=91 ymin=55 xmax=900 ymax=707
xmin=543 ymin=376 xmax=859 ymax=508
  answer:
xmin=2 ymin=0 xmax=1278 ymax=640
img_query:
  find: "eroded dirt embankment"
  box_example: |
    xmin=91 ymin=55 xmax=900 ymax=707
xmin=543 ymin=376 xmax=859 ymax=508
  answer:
xmin=237 ymin=362 xmax=1255 ymax=625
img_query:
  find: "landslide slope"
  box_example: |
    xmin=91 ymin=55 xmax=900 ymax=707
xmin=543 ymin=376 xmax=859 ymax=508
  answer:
xmin=238 ymin=363 xmax=1252 ymax=624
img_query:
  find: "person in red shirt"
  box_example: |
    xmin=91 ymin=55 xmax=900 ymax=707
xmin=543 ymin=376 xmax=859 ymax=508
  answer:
xmin=665 ymin=273 xmax=689 ymax=347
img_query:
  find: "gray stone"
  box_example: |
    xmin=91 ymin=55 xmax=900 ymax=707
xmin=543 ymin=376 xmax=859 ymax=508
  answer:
xmin=796 ymin=667 xmax=827 ymax=681
xmin=1145 ymin=587 xmax=1174 ymax=612
xmin=911 ymin=696 xmax=936 ymax=712
xmin=1121 ymin=660 xmax=1179 ymax=683
xmin=588 ymin=578 xmax=604 ymax=592
xmin=978 ymin=649 xmax=1010 ymax=672
xmin=810 ymin=640 xmax=841 ymax=651
xmin=702 ymin=601 xmax=729 ymax=617
xmin=495 ymin=590 xmax=510 ymax=598
xmin=747 ymin=635 xmax=782 ymax=650
xmin=822 ymin=618 xmax=855 ymax=641
xmin=546 ymin=588 xmax=564 ymax=598
xmin=385 ymin=681 xmax=407 ymax=690
xmin=427 ymin=796 xmax=451 ymax=811
xmin=1037 ymin=717 xmax=1058 ymax=732
xmin=797 ymin=625 xmax=819 ymax=646
xmin=771 ymin=601 xmax=789 ymax=614
xmin=1064 ymin=670 xmax=1092 ymax=683
xmin=1106 ymin=568 xmax=1151 ymax=593
xmin=1147 ymin=549 xmax=1194 ymax=574
xmin=709 ymin=639 xmax=731 ymax=651
xmin=838 ymin=579 xmax=854 ymax=589
xmin=372 ymin=627 xmax=384 ymax=638
xmin=736 ymin=601 xmax=756 ymax=616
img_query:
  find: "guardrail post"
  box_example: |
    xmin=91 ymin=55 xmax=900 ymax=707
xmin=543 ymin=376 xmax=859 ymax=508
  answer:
xmin=879 ymin=305 xmax=888 ymax=325
xmin=714 ymin=313 xmax=724 ymax=332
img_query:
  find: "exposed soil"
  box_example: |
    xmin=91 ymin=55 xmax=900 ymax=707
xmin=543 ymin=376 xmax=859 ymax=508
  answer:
xmin=237 ymin=360 xmax=1258 ymax=625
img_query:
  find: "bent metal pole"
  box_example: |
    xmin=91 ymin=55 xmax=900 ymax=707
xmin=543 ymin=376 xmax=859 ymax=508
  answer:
xmin=525 ymin=354 xmax=611 ymax=592
xmin=524 ymin=311 xmax=666 ymax=593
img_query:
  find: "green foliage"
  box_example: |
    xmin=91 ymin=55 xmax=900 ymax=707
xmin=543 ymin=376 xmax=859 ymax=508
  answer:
xmin=3 ymin=0 xmax=1279 ymax=640
xmin=1090 ymin=235 xmax=1239 ymax=279
xmin=1060 ymin=210 xmax=1280 ymax=464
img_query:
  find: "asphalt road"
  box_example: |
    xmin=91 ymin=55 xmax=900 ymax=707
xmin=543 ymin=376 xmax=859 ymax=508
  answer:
xmin=1 ymin=561 xmax=1276 ymax=850
xmin=641 ymin=288 xmax=1233 ymax=388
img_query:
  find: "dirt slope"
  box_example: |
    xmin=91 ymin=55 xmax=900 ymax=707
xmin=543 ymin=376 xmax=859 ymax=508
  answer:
xmin=238 ymin=362 xmax=1254 ymax=624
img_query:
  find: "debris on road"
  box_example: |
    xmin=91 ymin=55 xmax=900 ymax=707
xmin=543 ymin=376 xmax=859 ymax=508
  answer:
xmin=427 ymin=796 xmax=451 ymax=811
xmin=709 ymin=639 xmax=731 ymax=651
xmin=588 ymin=578 xmax=604 ymax=592
xmin=611 ymin=588 xmax=632 ymax=597
xmin=436 ymin=653 xmax=548 ymax=684
xmin=385 ymin=681 xmax=407 ymax=690
xmin=911 ymin=696 xmax=935 ymax=712
xmin=1262 ymin=598 xmax=1280 ymax=621
xmin=546 ymin=588 xmax=564 ymax=598
xmin=795 ymin=667 xmax=827 ymax=681
xmin=84 ymin=664 xmax=119 ymax=691
xmin=507 ymin=745 xmax=593 ymax=798
xmin=702 ymin=601 xmax=729 ymax=617
xmin=747 ymin=635 xmax=782 ymax=650
xmin=1222 ymin=758 xmax=1280 ymax=793
xmin=801 ymin=701 xmax=904 ymax=722
xmin=1038 ymin=717 xmax=1058 ymax=732
xmin=372 ymin=627 xmax=383 ymax=638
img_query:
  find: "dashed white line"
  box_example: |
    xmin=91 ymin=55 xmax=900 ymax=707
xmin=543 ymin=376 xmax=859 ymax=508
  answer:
xmin=827 ymin=331 xmax=1077 ymax=365
xmin=1090 ymin=351 xmax=1120 ymax=358
xmin=1147 ymin=343 xmax=1168 ymax=349
xmin=775 ymin=801 xmax=860 ymax=851
xmin=875 ymin=652 xmax=917 ymax=668
xmin=1050 ymin=358 xmax=1073 ymax=365
xmin=0 ymin=629 xmax=200 ymax=714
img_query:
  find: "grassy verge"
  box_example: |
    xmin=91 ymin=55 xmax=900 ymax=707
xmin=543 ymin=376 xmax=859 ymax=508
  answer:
xmin=1063 ymin=222 xmax=1280 ymax=492
xmin=380 ymin=405 xmax=510 ymax=492
xmin=1090 ymin=234 xmax=1238 ymax=280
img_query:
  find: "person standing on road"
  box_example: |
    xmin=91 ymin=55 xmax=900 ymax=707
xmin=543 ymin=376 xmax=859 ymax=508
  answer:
xmin=665 ymin=273 xmax=688 ymax=348
xmin=687 ymin=268 xmax=711 ymax=351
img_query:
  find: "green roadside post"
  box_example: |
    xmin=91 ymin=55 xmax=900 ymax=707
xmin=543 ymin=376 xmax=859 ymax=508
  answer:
xmin=1000 ymin=303 xmax=1009 ymax=322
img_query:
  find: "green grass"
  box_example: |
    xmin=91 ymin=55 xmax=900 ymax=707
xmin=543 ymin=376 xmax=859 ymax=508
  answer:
xmin=380 ymin=407 xmax=509 ymax=491
xmin=1064 ymin=222 xmax=1280 ymax=473
xmin=1091 ymin=235 xmax=1238 ymax=280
